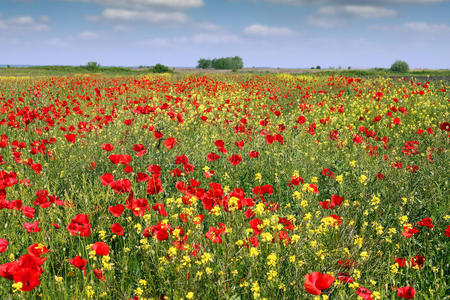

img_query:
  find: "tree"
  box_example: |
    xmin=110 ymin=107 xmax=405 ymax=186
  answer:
xmin=390 ymin=60 xmax=409 ymax=73
xmin=197 ymin=59 xmax=211 ymax=69
xmin=152 ymin=64 xmax=171 ymax=73
xmin=209 ymin=56 xmax=243 ymax=70
xmin=86 ymin=61 xmax=100 ymax=72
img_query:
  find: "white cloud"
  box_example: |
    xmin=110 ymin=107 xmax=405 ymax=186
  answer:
xmin=266 ymin=0 xmax=444 ymax=4
xmin=0 ymin=15 xmax=49 ymax=32
xmin=403 ymin=22 xmax=450 ymax=32
xmin=244 ymin=24 xmax=293 ymax=36
xmin=308 ymin=5 xmax=396 ymax=28
xmin=317 ymin=5 xmax=396 ymax=18
xmin=371 ymin=22 xmax=450 ymax=33
xmin=94 ymin=8 xmax=190 ymax=23
xmin=140 ymin=33 xmax=242 ymax=47
xmin=192 ymin=33 xmax=242 ymax=44
xmin=64 ymin=0 xmax=204 ymax=9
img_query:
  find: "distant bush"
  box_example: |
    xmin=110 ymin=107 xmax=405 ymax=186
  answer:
xmin=197 ymin=59 xmax=211 ymax=69
xmin=197 ymin=56 xmax=243 ymax=70
xmin=152 ymin=64 xmax=171 ymax=73
xmin=85 ymin=62 xmax=100 ymax=72
xmin=316 ymin=66 xmax=321 ymax=70
xmin=390 ymin=60 xmax=409 ymax=73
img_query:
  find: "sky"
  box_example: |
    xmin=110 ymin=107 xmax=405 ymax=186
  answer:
xmin=1 ymin=0 xmax=449 ymax=68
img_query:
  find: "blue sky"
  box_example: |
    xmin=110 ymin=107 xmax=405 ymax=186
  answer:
xmin=1 ymin=0 xmax=449 ymax=68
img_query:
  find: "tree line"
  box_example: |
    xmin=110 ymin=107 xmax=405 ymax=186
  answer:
xmin=197 ymin=56 xmax=243 ymax=70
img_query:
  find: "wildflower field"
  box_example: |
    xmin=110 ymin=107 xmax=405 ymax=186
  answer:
xmin=0 ymin=73 xmax=448 ymax=300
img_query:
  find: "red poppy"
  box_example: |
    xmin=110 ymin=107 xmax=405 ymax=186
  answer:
xmin=411 ymin=254 xmax=425 ymax=268
xmin=0 ymin=238 xmax=8 ymax=253
xmin=28 ymin=244 xmax=49 ymax=256
xmin=21 ymin=205 xmax=35 ymax=218
xmin=207 ymin=153 xmax=221 ymax=161
xmin=92 ymin=242 xmax=110 ymax=256
xmin=417 ymin=218 xmax=433 ymax=228
xmin=136 ymin=172 xmax=150 ymax=182
xmin=101 ymin=143 xmax=114 ymax=151
xmin=402 ymin=226 xmax=419 ymax=238
xmin=69 ymin=255 xmax=87 ymax=275
xmin=248 ymin=151 xmax=259 ymax=158
xmin=395 ymin=257 xmax=407 ymax=267
xmin=397 ymin=286 xmax=415 ymax=299
xmin=147 ymin=177 xmax=163 ymax=195
xmin=110 ymin=179 xmax=132 ymax=194
xmin=249 ymin=218 xmax=263 ymax=235
xmin=132 ymin=144 xmax=147 ymax=157
xmin=445 ymin=225 xmax=450 ymax=237
xmin=163 ymin=137 xmax=176 ymax=149
xmin=93 ymin=268 xmax=106 ymax=281
xmin=13 ymin=268 xmax=41 ymax=291
xmin=304 ymin=272 xmax=335 ymax=295
xmin=100 ymin=173 xmax=114 ymax=186
xmin=111 ymin=223 xmax=124 ymax=235
xmin=23 ymin=220 xmax=41 ymax=233
xmin=67 ymin=214 xmax=91 ymax=237
xmin=108 ymin=204 xmax=125 ymax=217
xmin=356 ymin=287 xmax=373 ymax=300
xmin=64 ymin=134 xmax=77 ymax=143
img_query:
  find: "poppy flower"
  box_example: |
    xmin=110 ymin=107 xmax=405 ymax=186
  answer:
xmin=28 ymin=243 xmax=49 ymax=256
xmin=100 ymin=173 xmax=114 ymax=186
xmin=147 ymin=177 xmax=163 ymax=195
xmin=395 ymin=257 xmax=407 ymax=267
xmin=248 ymin=151 xmax=259 ymax=158
xmin=109 ymin=204 xmax=125 ymax=217
xmin=304 ymin=272 xmax=335 ymax=295
xmin=69 ymin=255 xmax=87 ymax=275
xmin=13 ymin=268 xmax=41 ymax=291
xmin=136 ymin=173 xmax=150 ymax=182
xmin=110 ymin=179 xmax=132 ymax=194
xmin=93 ymin=268 xmax=106 ymax=281
xmin=356 ymin=287 xmax=373 ymax=300
xmin=23 ymin=220 xmax=41 ymax=233
xmin=417 ymin=218 xmax=433 ymax=228
xmin=445 ymin=225 xmax=450 ymax=237
xmin=249 ymin=218 xmax=263 ymax=235
xmin=397 ymin=286 xmax=415 ymax=299
xmin=101 ymin=143 xmax=114 ymax=151
xmin=163 ymin=137 xmax=176 ymax=149
xmin=111 ymin=223 xmax=124 ymax=235
xmin=64 ymin=134 xmax=77 ymax=143
xmin=0 ymin=238 xmax=8 ymax=252
xmin=67 ymin=214 xmax=91 ymax=237
xmin=92 ymin=242 xmax=110 ymax=256
xmin=207 ymin=153 xmax=221 ymax=161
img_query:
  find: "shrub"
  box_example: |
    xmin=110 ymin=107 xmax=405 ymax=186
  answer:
xmin=152 ymin=64 xmax=171 ymax=73
xmin=197 ymin=59 xmax=211 ymax=69
xmin=86 ymin=62 xmax=100 ymax=72
xmin=390 ymin=60 xmax=409 ymax=73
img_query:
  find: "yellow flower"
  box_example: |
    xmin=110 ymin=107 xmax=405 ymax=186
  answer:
xmin=360 ymin=251 xmax=369 ymax=260
xmin=249 ymin=247 xmax=259 ymax=257
xmin=267 ymin=253 xmax=277 ymax=266
xmin=254 ymin=173 xmax=262 ymax=181
xmin=12 ymin=282 xmax=23 ymax=293
xmin=186 ymin=292 xmax=194 ymax=299
xmin=359 ymin=174 xmax=367 ymax=184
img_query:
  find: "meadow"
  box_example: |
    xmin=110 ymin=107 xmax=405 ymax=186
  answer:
xmin=0 ymin=72 xmax=448 ymax=299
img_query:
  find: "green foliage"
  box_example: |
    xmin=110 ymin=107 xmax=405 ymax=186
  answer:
xmin=209 ymin=56 xmax=243 ymax=70
xmin=85 ymin=61 xmax=101 ymax=72
xmin=316 ymin=65 xmax=321 ymax=69
xmin=197 ymin=59 xmax=212 ymax=69
xmin=151 ymin=63 xmax=172 ymax=73
xmin=390 ymin=60 xmax=409 ymax=73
